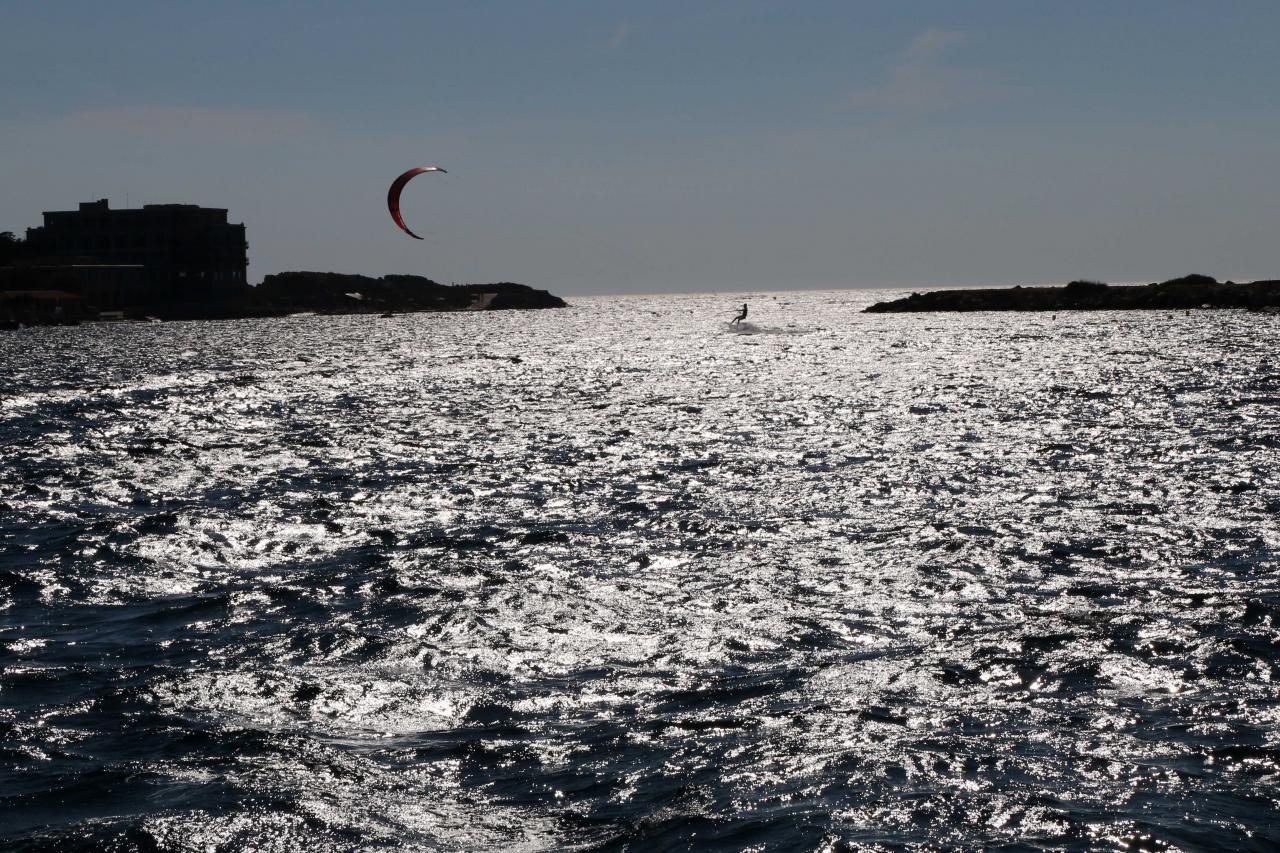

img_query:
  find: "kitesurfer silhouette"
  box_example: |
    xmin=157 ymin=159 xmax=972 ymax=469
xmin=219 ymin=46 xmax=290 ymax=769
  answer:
xmin=731 ymin=303 xmax=748 ymax=326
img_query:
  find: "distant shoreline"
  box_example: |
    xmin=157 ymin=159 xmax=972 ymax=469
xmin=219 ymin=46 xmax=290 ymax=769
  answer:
xmin=864 ymin=274 xmax=1280 ymax=313
xmin=0 ymin=271 xmax=567 ymax=330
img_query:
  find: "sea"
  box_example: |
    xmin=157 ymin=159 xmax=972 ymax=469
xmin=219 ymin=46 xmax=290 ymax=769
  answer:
xmin=2 ymin=289 xmax=1278 ymax=851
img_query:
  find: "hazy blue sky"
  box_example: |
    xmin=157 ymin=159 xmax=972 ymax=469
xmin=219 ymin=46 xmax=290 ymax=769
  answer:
xmin=3 ymin=1 xmax=1279 ymax=294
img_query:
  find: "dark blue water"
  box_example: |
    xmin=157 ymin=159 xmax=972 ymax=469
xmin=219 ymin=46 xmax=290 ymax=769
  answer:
xmin=3 ymin=291 xmax=1279 ymax=850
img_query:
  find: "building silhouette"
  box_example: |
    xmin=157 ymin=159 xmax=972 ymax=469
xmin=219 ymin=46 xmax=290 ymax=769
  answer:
xmin=23 ymin=199 xmax=248 ymax=310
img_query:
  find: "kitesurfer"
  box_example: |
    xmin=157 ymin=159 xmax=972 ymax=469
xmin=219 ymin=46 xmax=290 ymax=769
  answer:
xmin=731 ymin=303 xmax=748 ymax=326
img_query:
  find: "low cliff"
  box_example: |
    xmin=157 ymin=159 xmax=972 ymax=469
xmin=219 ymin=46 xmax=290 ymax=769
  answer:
xmin=864 ymin=275 xmax=1280 ymax=313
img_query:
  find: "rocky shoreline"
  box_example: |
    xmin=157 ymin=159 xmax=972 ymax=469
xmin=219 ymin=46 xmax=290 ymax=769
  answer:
xmin=864 ymin=274 xmax=1280 ymax=313
xmin=249 ymin=271 xmax=567 ymax=315
xmin=0 ymin=271 xmax=567 ymax=329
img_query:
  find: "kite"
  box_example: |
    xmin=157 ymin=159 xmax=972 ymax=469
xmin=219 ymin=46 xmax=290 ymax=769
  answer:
xmin=387 ymin=166 xmax=447 ymax=239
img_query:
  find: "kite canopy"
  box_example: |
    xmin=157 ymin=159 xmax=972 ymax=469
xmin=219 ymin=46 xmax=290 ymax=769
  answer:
xmin=387 ymin=166 xmax=446 ymax=239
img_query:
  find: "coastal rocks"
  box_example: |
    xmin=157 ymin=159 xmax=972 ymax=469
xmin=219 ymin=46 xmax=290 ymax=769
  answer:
xmin=864 ymin=274 xmax=1280 ymax=313
xmin=0 ymin=270 xmax=567 ymax=328
xmin=252 ymin=272 xmax=567 ymax=314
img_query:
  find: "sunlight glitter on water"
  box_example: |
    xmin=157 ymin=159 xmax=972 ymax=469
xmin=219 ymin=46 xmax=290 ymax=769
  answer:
xmin=2 ymin=290 xmax=1279 ymax=849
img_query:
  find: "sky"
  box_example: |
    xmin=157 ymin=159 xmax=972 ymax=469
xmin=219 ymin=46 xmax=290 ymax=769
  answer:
xmin=2 ymin=1 xmax=1279 ymax=295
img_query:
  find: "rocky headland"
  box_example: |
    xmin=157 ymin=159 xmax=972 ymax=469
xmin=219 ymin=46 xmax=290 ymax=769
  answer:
xmin=864 ymin=274 xmax=1280 ymax=313
xmin=250 ymin=272 xmax=567 ymax=315
xmin=0 ymin=270 xmax=566 ymax=328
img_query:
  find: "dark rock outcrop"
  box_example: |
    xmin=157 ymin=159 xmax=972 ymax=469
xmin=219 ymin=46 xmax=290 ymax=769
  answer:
xmin=0 ymin=268 xmax=566 ymax=328
xmin=251 ymin=272 xmax=567 ymax=314
xmin=864 ymin=275 xmax=1280 ymax=313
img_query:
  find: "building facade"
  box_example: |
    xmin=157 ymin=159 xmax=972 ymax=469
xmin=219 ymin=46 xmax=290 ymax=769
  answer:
xmin=25 ymin=200 xmax=248 ymax=307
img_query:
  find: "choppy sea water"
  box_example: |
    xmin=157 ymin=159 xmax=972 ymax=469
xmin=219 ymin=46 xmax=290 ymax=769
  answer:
xmin=2 ymin=289 xmax=1279 ymax=851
